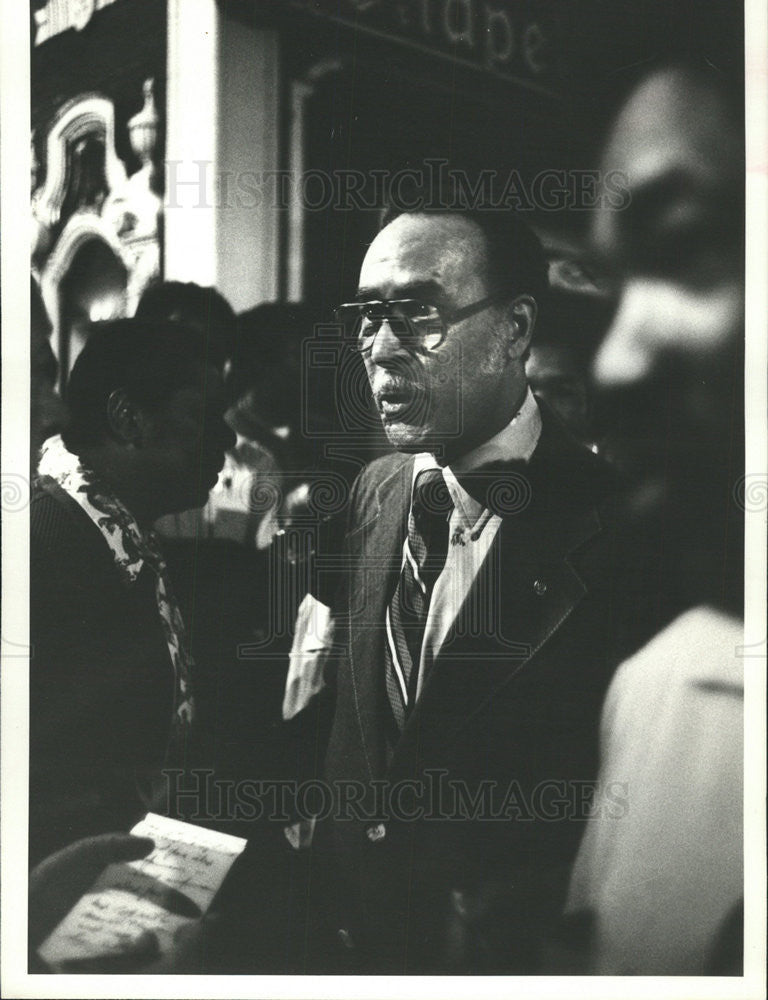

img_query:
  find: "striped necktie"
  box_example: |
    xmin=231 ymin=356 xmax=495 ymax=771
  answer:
xmin=384 ymin=468 xmax=453 ymax=729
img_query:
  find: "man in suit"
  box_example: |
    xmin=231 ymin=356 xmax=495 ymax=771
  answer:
xmin=290 ymin=204 xmax=655 ymax=973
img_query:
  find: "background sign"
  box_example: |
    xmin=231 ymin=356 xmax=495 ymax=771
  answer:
xmin=285 ymin=0 xmax=561 ymax=83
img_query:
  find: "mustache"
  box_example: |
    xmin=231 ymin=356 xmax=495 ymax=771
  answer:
xmin=370 ymin=361 xmax=425 ymax=400
xmin=373 ymin=377 xmax=421 ymax=397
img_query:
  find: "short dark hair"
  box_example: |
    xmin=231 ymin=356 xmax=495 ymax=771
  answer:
xmin=135 ymin=281 xmax=237 ymax=372
xmin=63 ymin=318 xmax=210 ymax=453
xmin=380 ymin=197 xmax=549 ymax=308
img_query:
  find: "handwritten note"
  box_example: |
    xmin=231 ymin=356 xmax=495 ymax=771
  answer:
xmin=37 ymin=813 xmax=247 ymax=970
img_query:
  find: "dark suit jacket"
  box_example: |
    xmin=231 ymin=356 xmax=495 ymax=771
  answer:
xmin=29 ymin=478 xmax=177 ymax=864
xmin=306 ymin=407 xmax=660 ymax=972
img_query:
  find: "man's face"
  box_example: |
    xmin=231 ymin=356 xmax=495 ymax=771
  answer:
xmin=139 ymin=365 xmax=235 ymax=513
xmin=592 ymin=69 xmax=743 ymax=492
xmin=356 ymin=213 xmax=519 ymax=460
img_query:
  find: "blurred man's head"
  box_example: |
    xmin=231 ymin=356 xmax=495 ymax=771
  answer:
xmin=229 ymin=301 xmax=339 ymax=471
xmin=231 ymin=303 xmax=317 ymax=433
xmin=135 ymin=281 xmax=238 ymax=381
xmin=344 ymin=207 xmax=547 ymax=462
xmin=31 ymin=279 xmax=67 ymax=463
xmin=526 ymin=291 xmax=611 ymax=445
xmin=527 ymin=341 xmax=590 ymax=443
xmin=591 ymin=63 xmax=744 ymax=610
xmin=63 ymin=319 xmax=235 ymax=520
xmin=592 ymin=65 xmax=744 ymax=491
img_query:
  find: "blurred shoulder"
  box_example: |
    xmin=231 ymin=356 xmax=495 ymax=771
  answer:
xmin=606 ymin=605 xmax=743 ymax=722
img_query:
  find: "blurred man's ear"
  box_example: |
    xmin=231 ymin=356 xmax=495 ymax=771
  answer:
xmin=508 ymin=295 xmax=537 ymax=360
xmin=106 ymin=388 xmax=143 ymax=445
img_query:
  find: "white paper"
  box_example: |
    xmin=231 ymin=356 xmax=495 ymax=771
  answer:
xmin=37 ymin=813 xmax=247 ymax=970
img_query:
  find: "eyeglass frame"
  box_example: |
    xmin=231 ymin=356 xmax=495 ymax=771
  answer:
xmin=335 ymin=293 xmax=506 ymax=355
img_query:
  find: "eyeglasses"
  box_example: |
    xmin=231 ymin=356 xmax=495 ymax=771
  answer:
xmin=335 ymin=295 xmax=501 ymax=355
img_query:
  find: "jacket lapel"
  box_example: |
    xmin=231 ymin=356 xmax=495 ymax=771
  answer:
xmin=344 ymin=456 xmax=413 ymax=776
xmin=389 ymin=412 xmax=610 ymax=769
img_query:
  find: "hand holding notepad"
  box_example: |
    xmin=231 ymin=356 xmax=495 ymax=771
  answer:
xmin=37 ymin=814 xmax=246 ymax=971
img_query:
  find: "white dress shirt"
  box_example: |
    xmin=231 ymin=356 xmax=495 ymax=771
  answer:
xmin=411 ymin=387 xmax=541 ymax=697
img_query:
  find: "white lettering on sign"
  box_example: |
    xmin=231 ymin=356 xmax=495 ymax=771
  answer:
xmin=484 ymin=5 xmax=514 ymax=69
xmin=443 ymin=0 xmax=474 ymax=48
xmin=34 ymin=0 xmax=119 ymax=46
xmin=291 ymin=1 xmax=555 ymax=78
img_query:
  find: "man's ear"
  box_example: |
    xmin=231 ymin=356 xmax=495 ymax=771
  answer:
xmin=507 ymin=295 xmax=537 ymax=360
xmin=106 ymin=388 xmax=143 ymax=445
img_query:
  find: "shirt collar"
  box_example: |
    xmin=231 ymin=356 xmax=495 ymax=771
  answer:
xmin=39 ymin=434 xmax=160 ymax=585
xmin=413 ymin=387 xmax=542 ymax=530
xmin=450 ymin=386 xmax=541 ymax=473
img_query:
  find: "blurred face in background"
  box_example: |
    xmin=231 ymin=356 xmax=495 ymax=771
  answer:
xmin=592 ymin=67 xmax=744 ymax=505
xmin=527 ymin=342 xmax=592 ymax=445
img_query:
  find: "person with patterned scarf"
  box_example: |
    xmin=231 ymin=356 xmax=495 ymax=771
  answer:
xmin=30 ymin=318 xmax=234 ymax=864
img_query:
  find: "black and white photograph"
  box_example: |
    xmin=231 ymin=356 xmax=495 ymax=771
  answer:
xmin=1 ymin=0 xmax=766 ymax=996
